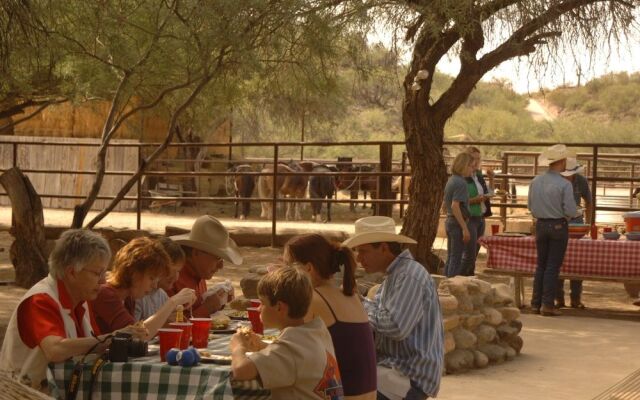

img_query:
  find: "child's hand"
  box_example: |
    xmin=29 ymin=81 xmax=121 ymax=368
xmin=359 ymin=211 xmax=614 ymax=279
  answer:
xmin=230 ymin=332 xmax=249 ymax=352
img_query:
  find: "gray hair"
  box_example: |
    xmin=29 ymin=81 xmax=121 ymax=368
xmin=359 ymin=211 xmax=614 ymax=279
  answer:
xmin=49 ymin=229 xmax=111 ymax=279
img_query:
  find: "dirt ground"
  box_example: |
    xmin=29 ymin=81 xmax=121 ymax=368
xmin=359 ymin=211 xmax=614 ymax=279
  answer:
xmin=0 ymin=207 xmax=638 ymax=399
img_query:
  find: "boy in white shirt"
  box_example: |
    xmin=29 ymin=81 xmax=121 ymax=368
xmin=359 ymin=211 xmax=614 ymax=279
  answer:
xmin=230 ymin=267 xmax=344 ymax=400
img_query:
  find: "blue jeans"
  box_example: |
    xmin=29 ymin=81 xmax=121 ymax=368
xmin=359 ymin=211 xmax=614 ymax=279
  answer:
xmin=532 ymin=219 xmax=569 ymax=308
xmin=377 ymin=380 xmax=429 ymax=400
xmin=461 ymin=216 xmax=484 ymax=276
xmin=557 ymin=216 xmax=583 ymax=304
xmin=445 ymin=217 xmax=468 ymax=277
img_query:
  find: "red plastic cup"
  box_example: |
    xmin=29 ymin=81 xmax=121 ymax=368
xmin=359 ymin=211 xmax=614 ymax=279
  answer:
xmin=169 ymin=322 xmax=192 ymax=350
xmin=189 ymin=318 xmax=211 ymax=348
xmin=247 ymin=307 xmax=264 ymax=335
xmin=491 ymin=224 xmax=500 ymax=235
xmin=157 ymin=328 xmax=182 ymax=362
xmin=603 ymin=227 xmax=612 ymax=233
xmin=590 ymin=224 xmax=598 ymax=240
xmin=249 ymin=299 xmax=262 ymax=308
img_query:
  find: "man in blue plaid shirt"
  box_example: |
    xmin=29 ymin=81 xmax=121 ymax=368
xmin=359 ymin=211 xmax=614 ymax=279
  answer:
xmin=344 ymin=216 xmax=444 ymax=400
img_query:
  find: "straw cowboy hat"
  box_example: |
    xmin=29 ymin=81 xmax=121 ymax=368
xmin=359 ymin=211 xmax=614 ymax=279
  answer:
xmin=343 ymin=216 xmax=417 ymax=248
xmin=170 ymin=215 xmax=243 ymax=265
xmin=560 ymin=158 xmax=585 ymax=177
xmin=538 ymin=144 xmax=576 ymax=167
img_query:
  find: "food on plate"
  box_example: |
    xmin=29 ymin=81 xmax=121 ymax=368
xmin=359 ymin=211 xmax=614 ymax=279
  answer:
xmin=225 ymin=309 xmax=249 ymax=319
xmin=229 ymin=297 xmax=252 ymax=311
xmin=211 ymin=313 xmax=231 ymax=329
xmin=261 ymin=334 xmax=278 ymax=342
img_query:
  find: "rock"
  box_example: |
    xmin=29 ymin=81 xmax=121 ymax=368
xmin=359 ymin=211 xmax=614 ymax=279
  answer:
xmin=367 ymin=284 xmax=381 ymax=300
xmin=455 ymin=293 xmax=474 ymax=313
xmin=471 ymin=278 xmax=493 ymax=295
xmin=478 ymin=343 xmax=507 ymax=363
xmin=439 ymin=295 xmax=459 ymax=314
xmin=443 ymin=315 xmax=460 ymax=331
xmin=445 ymin=349 xmax=475 ymax=373
xmin=492 ymin=283 xmax=514 ymax=305
xmin=440 ymin=277 xmax=469 ymax=296
xmin=509 ymin=319 xmax=523 ymax=334
xmin=240 ymin=273 xmax=262 ymax=298
xmin=431 ymin=274 xmax=446 ymax=289
xmin=474 ymin=324 xmax=497 ymax=344
xmin=473 ymin=350 xmax=489 ymax=368
xmin=444 ymin=331 xmax=456 ymax=354
xmin=464 ymin=279 xmax=481 ymax=294
xmin=496 ymin=324 xmax=519 ymax=339
xmin=470 ymin=292 xmax=486 ymax=308
xmin=463 ymin=313 xmax=485 ymax=330
xmin=498 ymin=307 xmax=521 ymax=322
xmin=503 ymin=334 xmax=524 ymax=354
xmin=504 ymin=346 xmax=517 ymax=360
xmin=481 ymin=307 xmax=503 ymax=326
xmin=452 ymin=328 xmax=477 ymax=349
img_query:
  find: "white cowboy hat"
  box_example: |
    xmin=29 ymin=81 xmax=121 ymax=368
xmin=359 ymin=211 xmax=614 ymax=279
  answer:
xmin=170 ymin=215 xmax=243 ymax=265
xmin=538 ymin=144 xmax=575 ymax=167
xmin=342 ymin=216 xmax=416 ymax=248
xmin=560 ymin=158 xmax=585 ymax=177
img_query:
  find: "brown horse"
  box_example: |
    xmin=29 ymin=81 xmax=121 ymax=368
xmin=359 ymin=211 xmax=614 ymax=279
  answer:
xmin=258 ymin=161 xmax=314 ymax=220
xmin=335 ymin=162 xmax=378 ymax=213
xmin=227 ymin=164 xmax=255 ymax=220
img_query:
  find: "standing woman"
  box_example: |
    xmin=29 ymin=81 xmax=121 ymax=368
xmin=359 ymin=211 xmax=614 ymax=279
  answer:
xmin=284 ymin=234 xmax=376 ymax=400
xmin=444 ymin=152 xmax=475 ymax=277
xmin=463 ymin=147 xmax=495 ymax=276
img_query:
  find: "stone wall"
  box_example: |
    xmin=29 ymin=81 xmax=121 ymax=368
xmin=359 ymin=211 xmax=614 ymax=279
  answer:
xmin=437 ymin=275 xmax=523 ymax=373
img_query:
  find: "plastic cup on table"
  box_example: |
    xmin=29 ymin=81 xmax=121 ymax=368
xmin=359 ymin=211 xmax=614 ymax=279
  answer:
xmin=590 ymin=224 xmax=598 ymax=240
xmin=158 ymin=328 xmax=182 ymax=362
xmin=603 ymin=227 xmax=613 ymax=233
xmin=249 ymin=299 xmax=262 ymax=308
xmin=491 ymin=224 xmax=500 ymax=235
xmin=169 ymin=322 xmax=192 ymax=350
xmin=247 ymin=307 xmax=264 ymax=334
xmin=189 ymin=318 xmax=212 ymax=348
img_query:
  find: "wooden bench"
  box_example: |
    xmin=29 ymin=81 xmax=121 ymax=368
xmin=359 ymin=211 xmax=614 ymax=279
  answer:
xmin=483 ymin=268 xmax=640 ymax=308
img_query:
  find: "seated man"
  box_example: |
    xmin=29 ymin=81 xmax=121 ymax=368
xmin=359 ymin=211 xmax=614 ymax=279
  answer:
xmin=343 ymin=216 xmax=444 ymax=400
xmin=168 ymin=215 xmax=243 ymax=317
xmin=0 ymin=230 xmax=113 ymax=390
xmin=230 ymin=267 xmax=344 ymax=400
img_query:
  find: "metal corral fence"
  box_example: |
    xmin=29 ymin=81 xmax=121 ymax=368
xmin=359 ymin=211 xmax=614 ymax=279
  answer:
xmin=0 ymin=138 xmax=639 ymax=246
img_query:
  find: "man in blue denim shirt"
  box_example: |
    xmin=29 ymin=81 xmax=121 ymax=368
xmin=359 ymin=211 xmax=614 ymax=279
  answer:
xmin=344 ymin=216 xmax=444 ymax=400
xmin=528 ymin=144 xmax=577 ymax=316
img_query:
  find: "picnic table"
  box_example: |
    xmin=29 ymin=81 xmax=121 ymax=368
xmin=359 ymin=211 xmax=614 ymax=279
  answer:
xmin=47 ymin=335 xmax=270 ymax=399
xmin=478 ymin=235 xmax=640 ymax=307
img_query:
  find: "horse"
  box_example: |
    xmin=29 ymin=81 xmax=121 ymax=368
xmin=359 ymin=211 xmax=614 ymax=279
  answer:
xmin=227 ymin=164 xmax=255 ymax=219
xmin=309 ymin=164 xmax=336 ymax=222
xmin=633 ymin=187 xmax=640 ymax=198
xmin=335 ymin=162 xmax=378 ymax=213
xmin=258 ymin=160 xmax=313 ymax=220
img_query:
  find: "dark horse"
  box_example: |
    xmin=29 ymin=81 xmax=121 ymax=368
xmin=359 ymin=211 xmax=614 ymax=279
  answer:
xmin=334 ymin=158 xmax=378 ymax=213
xmin=258 ymin=160 xmax=314 ymax=220
xmin=309 ymin=164 xmax=336 ymax=222
xmin=228 ymin=164 xmax=255 ymax=219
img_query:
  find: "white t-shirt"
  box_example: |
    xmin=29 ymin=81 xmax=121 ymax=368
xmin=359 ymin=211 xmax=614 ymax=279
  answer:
xmin=248 ymin=317 xmax=344 ymax=400
xmin=134 ymin=288 xmax=168 ymax=321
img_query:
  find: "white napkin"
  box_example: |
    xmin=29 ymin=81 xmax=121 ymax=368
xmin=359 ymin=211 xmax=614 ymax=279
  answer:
xmin=201 ymin=280 xmax=233 ymax=306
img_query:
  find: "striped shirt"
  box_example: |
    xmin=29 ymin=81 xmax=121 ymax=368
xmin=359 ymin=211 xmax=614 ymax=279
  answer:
xmin=362 ymin=250 xmax=444 ymax=396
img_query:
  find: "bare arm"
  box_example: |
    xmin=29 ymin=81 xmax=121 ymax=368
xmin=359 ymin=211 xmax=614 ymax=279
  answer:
xmin=143 ymin=288 xmax=195 ymax=339
xmin=230 ymin=334 xmax=259 ymax=381
xmin=452 ymin=201 xmax=470 ymax=243
xmin=40 ymin=335 xmax=110 ymax=363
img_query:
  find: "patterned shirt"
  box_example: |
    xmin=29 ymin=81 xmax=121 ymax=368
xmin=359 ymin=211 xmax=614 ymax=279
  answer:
xmin=362 ymin=250 xmax=444 ymax=397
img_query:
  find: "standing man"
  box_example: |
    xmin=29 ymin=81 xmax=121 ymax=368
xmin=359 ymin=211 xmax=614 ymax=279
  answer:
xmin=528 ymin=144 xmax=577 ymax=317
xmin=343 ymin=216 xmax=443 ymax=400
xmin=557 ymin=158 xmax=592 ymax=309
xmin=168 ymin=215 xmax=243 ymax=317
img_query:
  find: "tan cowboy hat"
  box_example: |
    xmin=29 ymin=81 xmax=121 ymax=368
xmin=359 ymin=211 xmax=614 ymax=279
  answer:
xmin=538 ymin=144 xmax=576 ymax=167
xmin=170 ymin=215 xmax=243 ymax=265
xmin=342 ymin=216 xmax=417 ymax=248
xmin=560 ymin=158 xmax=585 ymax=177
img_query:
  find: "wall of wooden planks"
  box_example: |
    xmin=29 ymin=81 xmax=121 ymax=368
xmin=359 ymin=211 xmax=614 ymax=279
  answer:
xmin=0 ymin=136 xmax=139 ymax=211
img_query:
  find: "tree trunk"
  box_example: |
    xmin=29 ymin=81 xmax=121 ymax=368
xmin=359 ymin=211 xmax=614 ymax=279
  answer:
xmin=401 ymin=108 xmax=448 ymax=273
xmin=0 ymin=168 xmax=48 ymax=288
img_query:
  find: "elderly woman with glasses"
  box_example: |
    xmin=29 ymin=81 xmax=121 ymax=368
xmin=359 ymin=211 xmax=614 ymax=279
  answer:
xmin=0 ymin=230 xmax=114 ymax=390
xmin=90 ymin=237 xmax=196 ymax=340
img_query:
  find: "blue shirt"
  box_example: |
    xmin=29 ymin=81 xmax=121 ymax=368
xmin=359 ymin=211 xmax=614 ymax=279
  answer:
xmin=528 ymin=170 xmax=577 ymax=219
xmin=444 ymin=175 xmax=470 ymax=219
xmin=362 ymin=250 xmax=444 ymax=396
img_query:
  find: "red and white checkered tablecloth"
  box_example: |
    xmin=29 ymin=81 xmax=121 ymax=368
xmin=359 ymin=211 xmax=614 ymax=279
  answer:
xmin=478 ymin=236 xmax=640 ymax=278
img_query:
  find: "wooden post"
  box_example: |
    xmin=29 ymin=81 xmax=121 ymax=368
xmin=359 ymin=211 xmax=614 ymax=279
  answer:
xmin=11 ymin=143 xmax=17 ymax=230
xmin=591 ymin=146 xmax=598 ymax=224
xmin=136 ymin=146 xmax=142 ymax=230
xmin=227 ymin=114 xmax=233 ymax=168
xmin=400 ymin=151 xmax=407 ymax=219
xmin=378 ymin=143 xmax=393 ymax=217
xmin=630 ymin=164 xmax=636 ymax=208
xmin=271 ymin=145 xmax=279 ymax=248
xmin=500 ymin=153 xmax=509 ymax=230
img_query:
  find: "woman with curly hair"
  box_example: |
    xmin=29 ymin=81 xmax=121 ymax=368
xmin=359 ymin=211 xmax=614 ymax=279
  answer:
xmin=284 ymin=233 xmax=376 ymax=400
xmin=90 ymin=237 xmax=196 ymax=339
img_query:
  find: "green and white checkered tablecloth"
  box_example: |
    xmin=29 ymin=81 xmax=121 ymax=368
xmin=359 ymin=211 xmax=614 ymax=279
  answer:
xmin=47 ymin=335 xmax=271 ymax=400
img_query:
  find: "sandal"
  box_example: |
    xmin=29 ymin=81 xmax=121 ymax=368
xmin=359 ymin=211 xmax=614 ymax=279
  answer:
xmin=570 ymin=302 xmax=586 ymax=309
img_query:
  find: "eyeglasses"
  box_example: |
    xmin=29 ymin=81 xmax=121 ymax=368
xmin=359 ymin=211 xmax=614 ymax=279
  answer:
xmin=83 ymin=268 xmax=107 ymax=280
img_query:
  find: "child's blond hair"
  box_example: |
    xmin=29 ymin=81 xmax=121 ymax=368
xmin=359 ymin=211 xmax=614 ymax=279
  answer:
xmin=257 ymin=266 xmax=312 ymax=319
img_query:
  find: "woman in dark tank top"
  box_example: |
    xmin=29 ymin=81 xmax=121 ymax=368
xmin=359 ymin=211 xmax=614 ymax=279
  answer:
xmin=284 ymin=234 xmax=377 ymax=400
